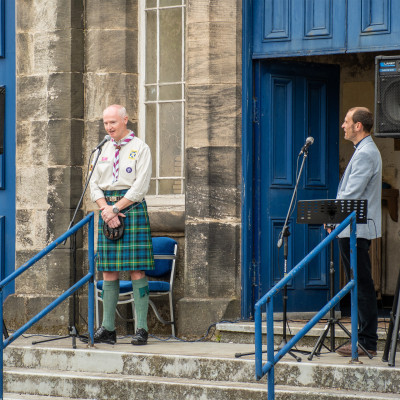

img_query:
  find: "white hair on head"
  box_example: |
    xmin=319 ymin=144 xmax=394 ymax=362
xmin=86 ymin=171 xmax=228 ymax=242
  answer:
xmin=104 ymin=104 xmax=128 ymax=119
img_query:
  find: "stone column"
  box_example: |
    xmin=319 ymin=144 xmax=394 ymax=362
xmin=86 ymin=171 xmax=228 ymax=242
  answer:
xmin=177 ymin=1 xmax=242 ymax=335
xmin=7 ymin=0 xmax=85 ymax=332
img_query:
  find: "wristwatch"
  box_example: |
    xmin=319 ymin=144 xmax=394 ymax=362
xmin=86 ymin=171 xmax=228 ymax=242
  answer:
xmin=112 ymin=205 xmax=120 ymax=214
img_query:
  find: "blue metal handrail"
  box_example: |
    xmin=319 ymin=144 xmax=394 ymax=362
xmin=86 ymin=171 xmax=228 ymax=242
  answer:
xmin=0 ymin=212 xmax=96 ymax=398
xmin=255 ymin=211 xmax=358 ymax=399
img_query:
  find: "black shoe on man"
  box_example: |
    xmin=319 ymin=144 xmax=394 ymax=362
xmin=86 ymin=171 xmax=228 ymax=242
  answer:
xmin=94 ymin=326 xmax=117 ymax=344
xmin=131 ymin=328 xmax=148 ymax=345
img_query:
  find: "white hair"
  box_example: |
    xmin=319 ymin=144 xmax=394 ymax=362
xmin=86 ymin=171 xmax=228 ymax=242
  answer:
xmin=103 ymin=105 xmax=128 ymax=119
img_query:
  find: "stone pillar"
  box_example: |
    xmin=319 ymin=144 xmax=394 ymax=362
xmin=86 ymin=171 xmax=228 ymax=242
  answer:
xmin=177 ymin=1 xmax=242 ymax=335
xmin=6 ymin=0 xmax=85 ymax=333
xmin=83 ymin=1 xmax=138 ymax=333
xmin=84 ymin=0 xmax=138 ymax=148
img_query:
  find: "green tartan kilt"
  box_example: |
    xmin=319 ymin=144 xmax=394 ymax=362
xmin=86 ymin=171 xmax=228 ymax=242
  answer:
xmin=97 ymin=191 xmax=154 ymax=272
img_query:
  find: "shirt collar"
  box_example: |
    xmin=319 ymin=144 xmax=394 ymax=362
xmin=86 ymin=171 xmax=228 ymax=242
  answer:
xmin=354 ymin=135 xmax=370 ymax=149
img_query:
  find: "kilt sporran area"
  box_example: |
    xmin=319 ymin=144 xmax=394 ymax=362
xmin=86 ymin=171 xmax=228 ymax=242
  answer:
xmin=96 ymin=190 xmax=154 ymax=272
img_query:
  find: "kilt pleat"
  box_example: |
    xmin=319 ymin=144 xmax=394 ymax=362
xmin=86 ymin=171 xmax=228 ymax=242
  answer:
xmin=97 ymin=190 xmax=154 ymax=272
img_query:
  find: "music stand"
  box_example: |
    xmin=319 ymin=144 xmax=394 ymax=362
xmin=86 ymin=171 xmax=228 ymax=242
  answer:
xmin=296 ymin=199 xmax=371 ymax=360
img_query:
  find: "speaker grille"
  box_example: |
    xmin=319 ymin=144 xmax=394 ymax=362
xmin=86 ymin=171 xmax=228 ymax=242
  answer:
xmin=375 ymin=56 xmax=400 ymax=138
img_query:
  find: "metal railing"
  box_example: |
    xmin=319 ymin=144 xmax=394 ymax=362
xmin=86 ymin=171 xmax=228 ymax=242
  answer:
xmin=255 ymin=212 xmax=359 ymax=399
xmin=0 ymin=212 xmax=96 ymax=398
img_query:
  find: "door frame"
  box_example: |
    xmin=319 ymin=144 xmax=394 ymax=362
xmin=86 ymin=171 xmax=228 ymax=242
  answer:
xmin=0 ymin=0 xmax=16 ymax=298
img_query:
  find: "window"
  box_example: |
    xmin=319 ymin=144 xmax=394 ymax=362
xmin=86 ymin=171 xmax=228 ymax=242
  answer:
xmin=139 ymin=0 xmax=185 ymax=198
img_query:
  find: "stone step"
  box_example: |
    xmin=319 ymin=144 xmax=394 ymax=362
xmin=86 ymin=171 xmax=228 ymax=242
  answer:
xmin=3 ymin=368 xmax=400 ymax=400
xmin=216 ymin=319 xmax=391 ymax=350
xmin=4 ymin=395 xmax=89 ymax=400
xmin=4 ymin=343 xmax=400 ymax=395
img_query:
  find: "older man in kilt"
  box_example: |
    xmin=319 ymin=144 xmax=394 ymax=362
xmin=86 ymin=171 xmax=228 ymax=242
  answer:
xmin=90 ymin=104 xmax=154 ymax=345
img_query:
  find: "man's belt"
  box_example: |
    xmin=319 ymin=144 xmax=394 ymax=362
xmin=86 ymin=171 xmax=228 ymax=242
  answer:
xmin=105 ymin=196 xmax=123 ymax=203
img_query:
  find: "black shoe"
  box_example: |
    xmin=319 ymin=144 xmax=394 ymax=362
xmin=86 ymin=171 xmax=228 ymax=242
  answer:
xmin=94 ymin=326 xmax=116 ymax=344
xmin=131 ymin=328 xmax=148 ymax=345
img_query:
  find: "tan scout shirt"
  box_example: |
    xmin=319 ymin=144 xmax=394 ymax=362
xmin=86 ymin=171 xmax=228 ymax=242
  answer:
xmin=90 ymin=135 xmax=152 ymax=203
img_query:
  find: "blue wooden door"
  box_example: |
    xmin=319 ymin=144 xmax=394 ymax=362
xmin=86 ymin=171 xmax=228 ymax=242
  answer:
xmin=255 ymin=61 xmax=339 ymax=312
xmin=0 ymin=1 xmax=16 ymax=297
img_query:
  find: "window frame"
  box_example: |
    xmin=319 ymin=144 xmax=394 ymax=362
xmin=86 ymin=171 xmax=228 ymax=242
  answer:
xmin=138 ymin=0 xmax=186 ymax=204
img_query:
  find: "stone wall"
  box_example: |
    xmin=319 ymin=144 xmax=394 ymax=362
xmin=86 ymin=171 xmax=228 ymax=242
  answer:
xmin=177 ymin=1 xmax=242 ymax=335
xmin=7 ymin=0 xmax=242 ymax=337
xmin=6 ymin=0 xmax=85 ymax=333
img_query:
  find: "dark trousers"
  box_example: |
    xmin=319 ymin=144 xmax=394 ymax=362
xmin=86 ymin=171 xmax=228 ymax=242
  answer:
xmin=338 ymin=237 xmax=378 ymax=351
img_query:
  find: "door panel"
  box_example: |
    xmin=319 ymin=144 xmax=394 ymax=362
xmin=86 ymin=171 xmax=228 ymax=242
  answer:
xmin=256 ymin=61 xmax=339 ymax=312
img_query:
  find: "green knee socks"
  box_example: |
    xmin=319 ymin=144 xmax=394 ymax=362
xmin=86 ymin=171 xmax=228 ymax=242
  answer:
xmin=132 ymin=277 xmax=150 ymax=331
xmin=101 ymin=280 xmax=120 ymax=331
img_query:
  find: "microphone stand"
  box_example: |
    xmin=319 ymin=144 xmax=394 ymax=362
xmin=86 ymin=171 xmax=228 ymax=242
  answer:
xmin=276 ymin=147 xmax=311 ymax=361
xmin=235 ymin=147 xmax=311 ymax=360
xmin=32 ymin=145 xmax=105 ymax=348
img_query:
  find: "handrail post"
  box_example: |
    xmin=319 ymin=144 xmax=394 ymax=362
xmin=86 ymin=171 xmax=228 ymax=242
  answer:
xmin=350 ymin=214 xmax=358 ymax=361
xmin=0 ymin=288 xmax=3 ymax=400
xmin=255 ymin=303 xmax=262 ymax=379
xmin=88 ymin=214 xmax=95 ymax=347
xmin=267 ymin=297 xmax=275 ymax=400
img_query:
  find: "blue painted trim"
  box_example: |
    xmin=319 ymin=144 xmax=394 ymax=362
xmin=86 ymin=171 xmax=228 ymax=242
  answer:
xmin=0 ymin=0 xmax=15 ymax=298
xmin=241 ymin=0 xmax=254 ymax=319
xmin=0 ymin=217 xmax=3 ymax=279
xmin=0 ymin=0 xmax=4 ymax=58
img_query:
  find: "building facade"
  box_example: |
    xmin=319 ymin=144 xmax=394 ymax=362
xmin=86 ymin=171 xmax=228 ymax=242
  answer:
xmin=1 ymin=0 xmax=400 ymax=336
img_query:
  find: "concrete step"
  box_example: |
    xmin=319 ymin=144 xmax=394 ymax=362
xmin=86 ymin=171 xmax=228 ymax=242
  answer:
xmin=3 ymin=338 xmax=400 ymax=399
xmin=215 ymin=318 xmax=391 ymax=350
xmin=4 ymin=342 xmax=400 ymax=395
xmin=4 ymin=395 xmax=89 ymax=400
xmin=3 ymin=368 xmax=400 ymax=400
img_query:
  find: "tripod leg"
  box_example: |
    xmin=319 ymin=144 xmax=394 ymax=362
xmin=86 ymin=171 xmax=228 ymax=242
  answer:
xmin=308 ymin=321 xmax=331 ymax=360
xmin=3 ymin=320 xmax=8 ymax=339
xmin=383 ymin=269 xmax=400 ymax=363
xmin=388 ymin=291 xmax=400 ymax=367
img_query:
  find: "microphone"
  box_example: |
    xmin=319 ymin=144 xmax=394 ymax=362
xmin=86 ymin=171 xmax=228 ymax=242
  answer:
xmin=299 ymin=137 xmax=314 ymax=155
xmin=92 ymin=135 xmax=111 ymax=152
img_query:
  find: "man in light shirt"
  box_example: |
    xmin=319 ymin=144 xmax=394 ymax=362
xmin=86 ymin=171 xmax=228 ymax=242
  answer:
xmin=90 ymin=104 xmax=154 ymax=346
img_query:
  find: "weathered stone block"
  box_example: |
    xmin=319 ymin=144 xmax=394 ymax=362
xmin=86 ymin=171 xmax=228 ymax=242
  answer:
xmin=186 ymin=84 xmax=240 ymax=148
xmin=177 ymin=297 xmax=240 ymax=336
xmin=86 ymin=29 xmax=137 ymax=74
xmin=84 ymin=73 xmax=138 ymax=120
xmin=186 ymin=146 xmax=240 ymax=219
xmin=47 ymin=167 xmax=83 ymax=210
xmin=187 ymin=0 xmax=239 ymax=23
xmin=16 ymin=33 xmax=33 ymax=75
xmin=185 ymin=222 xmax=240 ymax=298
xmin=15 ymin=210 xmax=48 ymax=251
xmin=85 ymin=0 xmax=137 ymax=30
xmin=16 ymin=166 xmax=48 ymax=208
xmin=46 ymin=208 xmax=84 ymax=248
xmin=48 ymin=119 xmax=84 ymax=166
xmin=16 ymin=120 xmax=49 ymax=166
xmin=187 ymin=22 xmax=238 ymax=85
xmin=17 ymin=0 xmax=84 ymax=31
xmin=33 ymin=30 xmax=84 ymax=74
xmin=47 ymin=73 xmax=84 ymax=119
xmin=17 ymin=76 xmax=48 ymax=121
xmin=148 ymin=210 xmax=185 ymax=232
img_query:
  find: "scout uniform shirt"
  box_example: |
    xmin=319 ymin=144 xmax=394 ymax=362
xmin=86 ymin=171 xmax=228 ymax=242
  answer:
xmin=90 ymin=133 xmax=152 ymax=204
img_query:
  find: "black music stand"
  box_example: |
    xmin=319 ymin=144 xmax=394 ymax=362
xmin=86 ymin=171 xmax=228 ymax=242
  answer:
xmin=296 ymin=199 xmax=372 ymax=360
xmin=382 ymin=268 xmax=400 ymax=366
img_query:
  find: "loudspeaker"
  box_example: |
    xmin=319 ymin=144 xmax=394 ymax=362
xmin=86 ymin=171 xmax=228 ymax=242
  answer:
xmin=375 ymin=55 xmax=400 ymax=138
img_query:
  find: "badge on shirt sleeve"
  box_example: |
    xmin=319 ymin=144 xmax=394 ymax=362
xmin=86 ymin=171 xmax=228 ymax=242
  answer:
xmin=129 ymin=150 xmax=138 ymax=160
